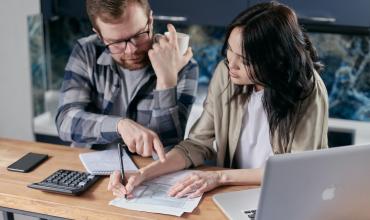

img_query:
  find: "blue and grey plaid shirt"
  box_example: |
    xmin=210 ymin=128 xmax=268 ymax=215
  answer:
xmin=56 ymin=34 xmax=199 ymax=148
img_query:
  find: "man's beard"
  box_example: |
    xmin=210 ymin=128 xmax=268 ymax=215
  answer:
xmin=115 ymin=51 xmax=150 ymax=70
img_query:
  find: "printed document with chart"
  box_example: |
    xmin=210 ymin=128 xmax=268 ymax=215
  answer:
xmin=109 ymin=170 xmax=203 ymax=216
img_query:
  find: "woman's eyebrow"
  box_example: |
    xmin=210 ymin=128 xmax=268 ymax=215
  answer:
xmin=227 ymin=42 xmax=244 ymax=58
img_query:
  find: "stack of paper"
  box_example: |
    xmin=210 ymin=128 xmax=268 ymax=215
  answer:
xmin=79 ymin=149 xmax=138 ymax=175
xmin=109 ymin=170 xmax=203 ymax=216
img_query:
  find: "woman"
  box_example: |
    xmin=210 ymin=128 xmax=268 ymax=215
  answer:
xmin=108 ymin=2 xmax=328 ymax=199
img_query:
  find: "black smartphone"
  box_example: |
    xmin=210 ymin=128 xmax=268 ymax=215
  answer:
xmin=7 ymin=152 xmax=48 ymax=173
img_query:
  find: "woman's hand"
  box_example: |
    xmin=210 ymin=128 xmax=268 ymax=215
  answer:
xmin=168 ymin=171 xmax=222 ymax=199
xmin=107 ymin=170 xmax=146 ymax=198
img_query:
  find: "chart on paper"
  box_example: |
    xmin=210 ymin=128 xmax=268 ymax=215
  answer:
xmin=109 ymin=170 xmax=203 ymax=216
xmin=129 ymin=183 xmax=187 ymax=208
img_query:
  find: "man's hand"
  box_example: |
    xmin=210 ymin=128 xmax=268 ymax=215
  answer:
xmin=149 ymin=24 xmax=193 ymax=90
xmin=117 ymin=119 xmax=166 ymax=162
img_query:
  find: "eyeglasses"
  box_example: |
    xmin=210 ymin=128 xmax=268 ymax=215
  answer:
xmin=105 ymin=21 xmax=150 ymax=54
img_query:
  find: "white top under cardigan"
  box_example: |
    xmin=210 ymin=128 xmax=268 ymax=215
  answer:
xmin=233 ymin=89 xmax=273 ymax=169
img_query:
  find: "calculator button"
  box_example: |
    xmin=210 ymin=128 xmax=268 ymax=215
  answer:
xmin=87 ymin=175 xmax=95 ymax=180
xmin=28 ymin=169 xmax=100 ymax=196
xmin=78 ymin=181 xmax=87 ymax=187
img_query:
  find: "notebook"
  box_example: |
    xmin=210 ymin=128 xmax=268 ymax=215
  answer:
xmin=79 ymin=149 xmax=138 ymax=175
xmin=213 ymin=144 xmax=370 ymax=220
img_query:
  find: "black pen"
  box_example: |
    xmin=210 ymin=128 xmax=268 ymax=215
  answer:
xmin=117 ymin=143 xmax=127 ymax=199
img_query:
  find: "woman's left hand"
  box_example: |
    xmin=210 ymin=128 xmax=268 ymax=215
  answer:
xmin=168 ymin=171 xmax=222 ymax=199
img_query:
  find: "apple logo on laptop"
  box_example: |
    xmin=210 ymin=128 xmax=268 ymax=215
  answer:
xmin=322 ymin=185 xmax=336 ymax=201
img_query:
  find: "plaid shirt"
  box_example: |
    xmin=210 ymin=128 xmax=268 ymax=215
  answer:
xmin=56 ymin=34 xmax=198 ymax=148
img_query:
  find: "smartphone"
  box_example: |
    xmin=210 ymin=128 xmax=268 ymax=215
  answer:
xmin=7 ymin=152 xmax=48 ymax=173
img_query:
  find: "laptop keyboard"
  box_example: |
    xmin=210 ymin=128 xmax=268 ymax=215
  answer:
xmin=244 ymin=209 xmax=256 ymax=219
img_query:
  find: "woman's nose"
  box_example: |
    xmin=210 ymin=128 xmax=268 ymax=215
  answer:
xmin=228 ymin=57 xmax=239 ymax=70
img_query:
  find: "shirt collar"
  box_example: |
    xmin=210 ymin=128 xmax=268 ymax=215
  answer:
xmin=97 ymin=48 xmax=115 ymax=66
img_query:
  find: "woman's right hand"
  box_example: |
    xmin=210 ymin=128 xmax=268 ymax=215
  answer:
xmin=107 ymin=170 xmax=145 ymax=198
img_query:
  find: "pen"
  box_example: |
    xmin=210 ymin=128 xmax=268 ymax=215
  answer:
xmin=118 ymin=143 xmax=127 ymax=199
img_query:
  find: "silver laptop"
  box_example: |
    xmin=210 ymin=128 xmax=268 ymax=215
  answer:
xmin=213 ymin=144 xmax=370 ymax=220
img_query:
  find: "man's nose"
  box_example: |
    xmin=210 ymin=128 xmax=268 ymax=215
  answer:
xmin=124 ymin=41 xmax=137 ymax=54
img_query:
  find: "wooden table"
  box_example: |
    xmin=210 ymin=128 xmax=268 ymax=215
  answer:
xmin=0 ymin=138 xmax=253 ymax=220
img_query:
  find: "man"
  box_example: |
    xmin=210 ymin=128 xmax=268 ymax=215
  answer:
xmin=56 ymin=0 xmax=198 ymax=161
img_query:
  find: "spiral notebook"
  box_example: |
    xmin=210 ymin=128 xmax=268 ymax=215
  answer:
xmin=79 ymin=149 xmax=138 ymax=175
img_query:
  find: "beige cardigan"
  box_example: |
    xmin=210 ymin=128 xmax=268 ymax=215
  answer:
xmin=174 ymin=61 xmax=329 ymax=168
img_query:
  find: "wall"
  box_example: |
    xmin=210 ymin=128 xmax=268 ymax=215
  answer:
xmin=0 ymin=0 xmax=40 ymax=140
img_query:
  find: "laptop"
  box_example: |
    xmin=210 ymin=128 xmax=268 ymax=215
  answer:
xmin=213 ymin=144 xmax=370 ymax=220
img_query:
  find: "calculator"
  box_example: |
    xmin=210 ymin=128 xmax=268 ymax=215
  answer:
xmin=28 ymin=169 xmax=100 ymax=195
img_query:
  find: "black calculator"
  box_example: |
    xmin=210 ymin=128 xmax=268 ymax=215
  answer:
xmin=28 ymin=169 xmax=100 ymax=195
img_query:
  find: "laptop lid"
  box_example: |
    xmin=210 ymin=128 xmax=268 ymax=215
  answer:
xmin=256 ymin=144 xmax=370 ymax=220
xmin=213 ymin=144 xmax=370 ymax=220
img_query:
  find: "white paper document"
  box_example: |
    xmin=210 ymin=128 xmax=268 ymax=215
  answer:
xmin=79 ymin=149 xmax=138 ymax=175
xmin=109 ymin=170 xmax=203 ymax=216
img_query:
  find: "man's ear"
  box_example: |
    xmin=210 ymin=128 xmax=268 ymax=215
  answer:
xmin=149 ymin=10 xmax=154 ymax=25
xmin=148 ymin=10 xmax=154 ymax=34
xmin=93 ymin=28 xmax=103 ymax=41
xmin=93 ymin=28 xmax=101 ymax=38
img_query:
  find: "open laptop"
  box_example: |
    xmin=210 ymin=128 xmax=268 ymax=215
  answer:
xmin=213 ymin=144 xmax=370 ymax=220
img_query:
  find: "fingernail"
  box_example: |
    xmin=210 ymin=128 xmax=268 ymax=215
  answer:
xmin=169 ymin=193 xmax=176 ymax=197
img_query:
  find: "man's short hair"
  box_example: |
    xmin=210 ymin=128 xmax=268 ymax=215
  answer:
xmin=86 ymin=0 xmax=151 ymax=29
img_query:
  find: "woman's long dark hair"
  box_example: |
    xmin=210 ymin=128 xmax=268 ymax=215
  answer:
xmin=222 ymin=2 xmax=323 ymax=148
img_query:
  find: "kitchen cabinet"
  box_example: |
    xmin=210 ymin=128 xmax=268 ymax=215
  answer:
xmin=150 ymin=0 xmax=248 ymax=26
xmin=248 ymin=0 xmax=370 ymax=27
xmin=41 ymin=0 xmax=88 ymax=20
xmin=42 ymin=0 xmax=249 ymax=26
xmin=42 ymin=0 xmax=370 ymax=27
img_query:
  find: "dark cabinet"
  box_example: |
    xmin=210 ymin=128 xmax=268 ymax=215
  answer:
xmin=41 ymin=0 xmax=88 ymax=20
xmin=150 ymin=0 xmax=248 ymax=26
xmin=43 ymin=0 xmax=249 ymax=26
xmin=248 ymin=0 xmax=370 ymax=27
xmin=42 ymin=0 xmax=370 ymax=27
